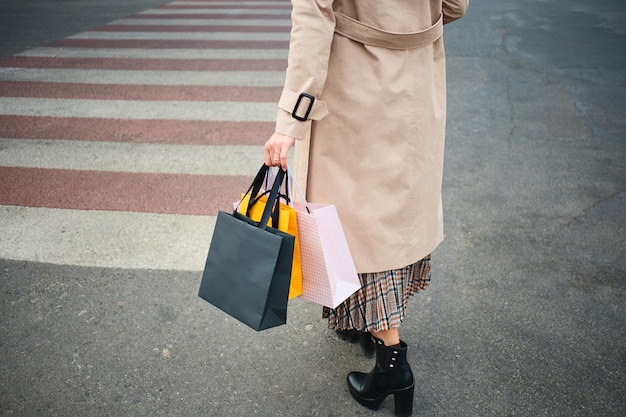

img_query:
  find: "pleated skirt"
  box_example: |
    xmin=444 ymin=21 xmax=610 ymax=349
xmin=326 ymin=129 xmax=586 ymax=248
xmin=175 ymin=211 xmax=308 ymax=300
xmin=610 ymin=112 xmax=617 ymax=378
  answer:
xmin=323 ymin=255 xmax=432 ymax=332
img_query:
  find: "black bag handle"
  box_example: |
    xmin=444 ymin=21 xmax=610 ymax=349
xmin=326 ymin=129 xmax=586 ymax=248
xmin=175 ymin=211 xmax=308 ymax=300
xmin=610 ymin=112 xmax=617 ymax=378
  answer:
xmin=242 ymin=164 xmax=269 ymax=206
xmin=249 ymin=168 xmax=291 ymax=229
xmin=237 ymin=164 xmax=270 ymax=218
xmin=257 ymin=167 xmax=286 ymax=230
xmin=246 ymin=189 xmax=285 ymax=229
xmin=237 ymin=165 xmax=286 ymax=231
xmin=268 ymin=168 xmax=291 ymax=228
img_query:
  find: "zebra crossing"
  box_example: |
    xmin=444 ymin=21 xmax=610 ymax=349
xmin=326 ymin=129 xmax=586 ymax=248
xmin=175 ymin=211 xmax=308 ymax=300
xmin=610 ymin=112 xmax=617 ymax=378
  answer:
xmin=0 ymin=0 xmax=291 ymax=271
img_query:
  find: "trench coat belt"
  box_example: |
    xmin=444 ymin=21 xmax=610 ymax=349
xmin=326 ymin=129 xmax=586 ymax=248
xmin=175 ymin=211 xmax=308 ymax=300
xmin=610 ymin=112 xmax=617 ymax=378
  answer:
xmin=334 ymin=12 xmax=443 ymax=50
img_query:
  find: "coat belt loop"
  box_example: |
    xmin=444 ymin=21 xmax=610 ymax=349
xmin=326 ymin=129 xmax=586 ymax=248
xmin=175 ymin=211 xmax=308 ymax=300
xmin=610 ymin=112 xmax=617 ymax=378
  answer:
xmin=334 ymin=13 xmax=443 ymax=50
xmin=278 ymin=88 xmax=329 ymax=121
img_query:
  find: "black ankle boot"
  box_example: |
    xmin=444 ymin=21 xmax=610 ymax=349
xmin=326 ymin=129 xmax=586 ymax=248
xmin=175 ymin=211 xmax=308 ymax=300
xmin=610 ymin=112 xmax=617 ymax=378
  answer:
xmin=336 ymin=330 xmax=375 ymax=358
xmin=358 ymin=331 xmax=376 ymax=358
xmin=347 ymin=337 xmax=414 ymax=417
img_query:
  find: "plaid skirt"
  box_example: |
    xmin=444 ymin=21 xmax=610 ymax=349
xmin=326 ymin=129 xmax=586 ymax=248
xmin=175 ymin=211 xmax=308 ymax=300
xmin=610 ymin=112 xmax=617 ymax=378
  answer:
xmin=323 ymin=255 xmax=431 ymax=332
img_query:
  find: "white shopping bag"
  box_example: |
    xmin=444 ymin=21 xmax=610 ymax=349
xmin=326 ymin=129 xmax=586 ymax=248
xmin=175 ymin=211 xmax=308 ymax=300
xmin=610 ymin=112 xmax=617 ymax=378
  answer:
xmin=288 ymin=168 xmax=361 ymax=308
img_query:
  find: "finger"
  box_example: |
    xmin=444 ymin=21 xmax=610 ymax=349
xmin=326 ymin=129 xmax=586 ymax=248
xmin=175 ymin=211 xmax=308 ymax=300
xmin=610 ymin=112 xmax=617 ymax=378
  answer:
xmin=264 ymin=149 xmax=273 ymax=166
xmin=280 ymin=150 xmax=289 ymax=171
xmin=266 ymin=148 xmax=276 ymax=166
xmin=272 ymin=149 xmax=283 ymax=166
xmin=264 ymin=137 xmax=277 ymax=166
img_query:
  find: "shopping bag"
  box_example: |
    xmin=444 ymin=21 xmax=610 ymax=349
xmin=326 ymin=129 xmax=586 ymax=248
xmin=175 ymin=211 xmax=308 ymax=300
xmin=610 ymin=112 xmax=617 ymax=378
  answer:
xmin=288 ymin=169 xmax=361 ymax=308
xmin=237 ymin=183 xmax=303 ymax=300
xmin=198 ymin=166 xmax=295 ymax=331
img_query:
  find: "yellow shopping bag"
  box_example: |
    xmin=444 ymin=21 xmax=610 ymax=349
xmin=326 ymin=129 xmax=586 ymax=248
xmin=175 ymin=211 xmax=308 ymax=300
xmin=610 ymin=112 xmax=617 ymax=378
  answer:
xmin=238 ymin=192 xmax=303 ymax=300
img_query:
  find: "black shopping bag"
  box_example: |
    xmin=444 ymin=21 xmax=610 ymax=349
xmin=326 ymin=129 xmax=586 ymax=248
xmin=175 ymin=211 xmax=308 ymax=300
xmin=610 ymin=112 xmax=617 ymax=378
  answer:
xmin=198 ymin=166 xmax=295 ymax=331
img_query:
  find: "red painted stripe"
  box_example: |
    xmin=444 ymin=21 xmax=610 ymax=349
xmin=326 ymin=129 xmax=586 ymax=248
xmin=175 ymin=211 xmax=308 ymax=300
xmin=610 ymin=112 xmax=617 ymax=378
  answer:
xmin=0 ymin=167 xmax=250 ymax=215
xmin=47 ymin=39 xmax=289 ymax=49
xmin=0 ymin=56 xmax=286 ymax=71
xmin=128 ymin=13 xmax=289 ymax=19
xmin=93 ymin=24 xmax=290 ymax=33
xmin=0 ymin=81 xmax=281 ymax=102
xmin=0 ymin=81 xmax=282 ymax=102
xmin=0 ymin=116 xmax=273 ymax=145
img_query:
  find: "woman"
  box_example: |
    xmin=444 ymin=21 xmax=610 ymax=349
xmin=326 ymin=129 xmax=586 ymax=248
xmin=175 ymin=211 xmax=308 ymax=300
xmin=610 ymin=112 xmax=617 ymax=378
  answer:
xmin=264 ymin=1 xmax=468 ymax=416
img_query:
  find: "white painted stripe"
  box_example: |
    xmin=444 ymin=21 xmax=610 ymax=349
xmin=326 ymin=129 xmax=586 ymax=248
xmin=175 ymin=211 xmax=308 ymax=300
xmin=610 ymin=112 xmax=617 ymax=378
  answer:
xmin=0 ymin=97 xmax=277 ymax=121
xmin=0 ymin=205 xmax=215 ymax=271
xmin=0 ymin=138 xmax=265 ymax=176
xmin=137 ymin=8 xmax=291 ymax=15
xmin=17 ymin=47 xmax=288 ymax=60
xmin=0 ymin=68 xmax=285 ymax=87
xmin=169 ymin=1 xmax=288 ymax=6
xmin=110 ymin=18 xmax=291 ymax=26
xmin=70 ymin=31 xmax=290 ymax=41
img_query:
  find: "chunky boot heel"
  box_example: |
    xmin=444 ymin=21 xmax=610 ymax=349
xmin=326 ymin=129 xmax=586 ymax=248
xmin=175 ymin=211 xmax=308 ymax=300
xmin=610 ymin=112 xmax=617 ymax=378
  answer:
xmin=393 ymin=384 xmax=415 ymax=417
xmin=347 ymin=336 xmax=415 ymax=416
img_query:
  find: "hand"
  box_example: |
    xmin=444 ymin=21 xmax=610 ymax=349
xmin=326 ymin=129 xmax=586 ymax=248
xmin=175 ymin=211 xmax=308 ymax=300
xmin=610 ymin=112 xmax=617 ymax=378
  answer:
xmin=264 ymin=132 xmax=296 ymax=171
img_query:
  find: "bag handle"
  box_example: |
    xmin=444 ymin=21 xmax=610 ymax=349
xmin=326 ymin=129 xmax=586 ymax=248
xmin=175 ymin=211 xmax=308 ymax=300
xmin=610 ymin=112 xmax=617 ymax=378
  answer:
xmin=236 ymin=164 xmax=273 ymax=216
xmin=236 ymin=165 xmax=287 ymax=230
xmin=286 ymin=167 xmax=305 ymax=203
xmin=248 ymin=164 xmax=270 ymax=206
xmin=250 ymin=166 xmax=290 ymax=228
xmin=245 ymin=188 xmax=283 ymax=228
xmin=265 ymin=166 xmax=292 ymax=206
xmin=258 ymin=167 xmax=286 ymax=230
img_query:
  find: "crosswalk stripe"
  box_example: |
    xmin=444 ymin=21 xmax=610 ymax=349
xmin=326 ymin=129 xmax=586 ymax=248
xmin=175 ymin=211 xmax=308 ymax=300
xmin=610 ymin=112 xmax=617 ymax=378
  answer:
xmin=110 ymin=18 xmax=291 ymax=26
xmin=0 ymin=67 xmax=285 ymax=86
xmin=0 ymin=81 xmax=282 ymax=102
xmin=68 ymin=31 xmax=290 ymax=41
xmin=0 ymin=205 xmax=216 ymax=271
xmin=133 ymin=12 xmax=290 ymax=19
xmin=170 ymin=1 xmax=289 ymax=5
xmin=0 ymin=97 xmax=277 ymax=121
xmin=47 ymin=38 xmax=289 ymax=49
xmin=0 ymin=57 xmax=287 ymax=71
xmin=136 ymin=8 xmax=291 ymax=15
xmin=0 ymin=138 xmax=264 ymax=175
xmin=0 ymin=116 xmax=274 ymax=145
xmin=93 ymin=24 xmax=291 ymax=33
xmin=0 ymin=166 xmax=251 ymax=215
xmin=16 ymin=47 xmax=288 ymax=59
xmin=160 ymin=1 xmax=290 ymax=7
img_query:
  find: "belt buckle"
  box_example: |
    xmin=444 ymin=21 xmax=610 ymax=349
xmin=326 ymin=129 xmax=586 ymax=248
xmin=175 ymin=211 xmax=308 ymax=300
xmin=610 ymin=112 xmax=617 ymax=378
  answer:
xmin=291 ymin=93 xmax=315 ymax=121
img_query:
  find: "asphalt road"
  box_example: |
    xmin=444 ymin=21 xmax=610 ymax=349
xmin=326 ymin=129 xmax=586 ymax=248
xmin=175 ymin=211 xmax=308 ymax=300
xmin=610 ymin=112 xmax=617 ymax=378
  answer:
xmin=0 ymin=1 xmax=624 ymax=416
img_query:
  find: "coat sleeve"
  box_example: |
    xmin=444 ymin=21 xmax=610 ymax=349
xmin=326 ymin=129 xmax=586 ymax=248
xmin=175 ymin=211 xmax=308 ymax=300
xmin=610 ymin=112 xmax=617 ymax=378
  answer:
xmin=442 ymin=0 xmax=469 ymax=24
xmin=275 ymin=0 xmax=335 ymax=141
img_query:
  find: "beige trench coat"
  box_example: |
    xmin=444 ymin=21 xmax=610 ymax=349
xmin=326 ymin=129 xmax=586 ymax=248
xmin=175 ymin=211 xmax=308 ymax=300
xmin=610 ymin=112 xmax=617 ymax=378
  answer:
xmin=275 ymin=0 xmax=468 ymax=273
